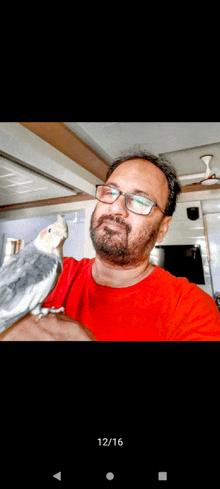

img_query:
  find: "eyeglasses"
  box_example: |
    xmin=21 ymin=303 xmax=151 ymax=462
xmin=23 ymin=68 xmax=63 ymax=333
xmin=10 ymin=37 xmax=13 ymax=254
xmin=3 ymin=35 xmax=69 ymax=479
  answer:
xmin=95 ymin=185 xmax=165 ymax=216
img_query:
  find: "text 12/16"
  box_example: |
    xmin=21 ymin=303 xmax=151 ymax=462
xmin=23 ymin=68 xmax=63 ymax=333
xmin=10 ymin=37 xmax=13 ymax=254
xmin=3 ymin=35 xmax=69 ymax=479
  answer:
xmin=97 ymin=438 xmax=123 ymax=446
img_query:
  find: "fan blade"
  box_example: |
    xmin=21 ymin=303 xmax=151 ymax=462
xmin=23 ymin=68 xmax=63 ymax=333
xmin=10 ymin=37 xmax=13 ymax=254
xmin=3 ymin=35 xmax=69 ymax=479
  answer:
xmin=200 ymin=154 xmax=213 ymax=178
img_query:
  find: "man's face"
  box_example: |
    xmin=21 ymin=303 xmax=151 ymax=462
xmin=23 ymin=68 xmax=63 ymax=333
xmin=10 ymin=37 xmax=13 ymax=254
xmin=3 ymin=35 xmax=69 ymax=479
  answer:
xmin=90 ymin=159 xmax=172 ymax=268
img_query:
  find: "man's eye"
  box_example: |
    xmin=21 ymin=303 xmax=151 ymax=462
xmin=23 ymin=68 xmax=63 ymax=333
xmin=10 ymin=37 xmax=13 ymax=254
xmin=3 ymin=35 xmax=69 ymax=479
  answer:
xmin=133 ymin=197 xmax=148 ymax=206
xmin=106 ymin=190 xmax=117 ymax=196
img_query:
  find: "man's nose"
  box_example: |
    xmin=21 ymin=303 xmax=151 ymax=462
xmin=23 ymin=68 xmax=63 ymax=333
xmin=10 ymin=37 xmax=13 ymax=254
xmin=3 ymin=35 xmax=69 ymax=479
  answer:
xmin=109 ymin=194 xmax=129 ymax=217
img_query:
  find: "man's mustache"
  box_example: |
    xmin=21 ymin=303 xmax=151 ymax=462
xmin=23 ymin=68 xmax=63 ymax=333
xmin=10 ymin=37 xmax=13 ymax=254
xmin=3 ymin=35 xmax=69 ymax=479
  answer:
xmin=95 ymin=214 xmax=131 ymax=233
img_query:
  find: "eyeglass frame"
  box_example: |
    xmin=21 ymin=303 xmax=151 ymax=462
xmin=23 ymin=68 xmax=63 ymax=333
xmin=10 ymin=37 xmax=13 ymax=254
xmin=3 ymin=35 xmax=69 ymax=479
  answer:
xmin=95 ymin=184 xmax=166 ymax=216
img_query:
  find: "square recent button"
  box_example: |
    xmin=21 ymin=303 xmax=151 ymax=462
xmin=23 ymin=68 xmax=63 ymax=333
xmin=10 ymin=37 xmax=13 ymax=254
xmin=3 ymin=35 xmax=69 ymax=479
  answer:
xmin=158 ymin=472 xmax=167 ymax=481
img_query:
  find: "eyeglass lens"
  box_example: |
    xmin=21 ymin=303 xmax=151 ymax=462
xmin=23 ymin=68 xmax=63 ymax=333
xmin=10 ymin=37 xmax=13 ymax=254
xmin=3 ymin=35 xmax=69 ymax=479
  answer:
xmin=96 ymin=186 xmax=153 ymax=215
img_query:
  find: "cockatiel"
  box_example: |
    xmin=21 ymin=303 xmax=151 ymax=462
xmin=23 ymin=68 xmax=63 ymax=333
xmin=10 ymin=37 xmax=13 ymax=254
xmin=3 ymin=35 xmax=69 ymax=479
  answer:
xmin=0 ymin=214 xmax=68 ymax=333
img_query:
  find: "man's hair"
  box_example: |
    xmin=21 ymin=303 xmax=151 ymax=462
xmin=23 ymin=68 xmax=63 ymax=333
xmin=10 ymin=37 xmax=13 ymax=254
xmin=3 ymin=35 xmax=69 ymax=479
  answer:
xmin=105 ymin=151 xmax=182 ymax=216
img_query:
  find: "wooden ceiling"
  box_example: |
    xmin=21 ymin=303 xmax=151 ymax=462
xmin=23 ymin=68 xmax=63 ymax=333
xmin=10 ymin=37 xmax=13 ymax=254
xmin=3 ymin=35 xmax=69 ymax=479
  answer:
xmin=19 ymin=122 xmax=109 ymax=181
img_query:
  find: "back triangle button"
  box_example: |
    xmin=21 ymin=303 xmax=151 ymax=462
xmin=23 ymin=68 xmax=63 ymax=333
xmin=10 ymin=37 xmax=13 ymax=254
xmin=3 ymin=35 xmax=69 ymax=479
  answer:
xmin=53 ymin=472 xmax=61 ymax=481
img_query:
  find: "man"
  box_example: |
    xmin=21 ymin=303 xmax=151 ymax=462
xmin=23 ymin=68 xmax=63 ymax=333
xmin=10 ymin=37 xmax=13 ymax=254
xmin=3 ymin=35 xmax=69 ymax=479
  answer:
xmin=1 ymin=151 xmax=220 ymax=341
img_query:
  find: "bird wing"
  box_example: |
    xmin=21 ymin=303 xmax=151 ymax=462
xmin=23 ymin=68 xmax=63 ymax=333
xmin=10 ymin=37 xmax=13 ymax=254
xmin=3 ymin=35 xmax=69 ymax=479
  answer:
xmin=0 ymin=244 xmax=62 ymax=330
xmin=0 ymin=243 xmax=54 ymax=287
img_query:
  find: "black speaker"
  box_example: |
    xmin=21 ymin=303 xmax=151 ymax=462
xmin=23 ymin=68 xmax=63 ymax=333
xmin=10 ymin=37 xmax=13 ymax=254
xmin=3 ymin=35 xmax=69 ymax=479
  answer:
xmin=186 ymin=207 xmax=199 ymax=220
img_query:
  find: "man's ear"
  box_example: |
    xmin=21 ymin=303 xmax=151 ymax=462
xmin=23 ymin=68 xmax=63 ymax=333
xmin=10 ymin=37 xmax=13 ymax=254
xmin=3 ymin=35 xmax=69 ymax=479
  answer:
xmin=156 ymin=216 xmax=172 ymax=244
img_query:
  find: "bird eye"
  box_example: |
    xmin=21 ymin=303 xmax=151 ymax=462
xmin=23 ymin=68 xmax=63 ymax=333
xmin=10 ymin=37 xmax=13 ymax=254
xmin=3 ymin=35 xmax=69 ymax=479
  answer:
xmin=48 ymin=227 xmax=52 ymax=233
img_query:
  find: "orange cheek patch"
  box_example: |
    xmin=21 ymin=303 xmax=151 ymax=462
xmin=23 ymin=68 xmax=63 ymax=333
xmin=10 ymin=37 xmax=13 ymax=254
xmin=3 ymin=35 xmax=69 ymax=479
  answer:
xmin=39 ymin=228 xmax=48 ymax=239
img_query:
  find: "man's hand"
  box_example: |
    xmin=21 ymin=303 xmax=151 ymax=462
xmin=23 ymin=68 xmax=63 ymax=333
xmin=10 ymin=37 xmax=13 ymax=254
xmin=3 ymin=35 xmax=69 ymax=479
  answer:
xmin=0 ymin=313 xmax=96 ymax=341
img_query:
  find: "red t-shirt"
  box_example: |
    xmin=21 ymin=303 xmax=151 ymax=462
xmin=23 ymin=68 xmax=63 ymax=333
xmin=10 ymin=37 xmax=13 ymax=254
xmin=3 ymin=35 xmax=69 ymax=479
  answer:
xmin=43 ymin=257 xmax=220 ymax=341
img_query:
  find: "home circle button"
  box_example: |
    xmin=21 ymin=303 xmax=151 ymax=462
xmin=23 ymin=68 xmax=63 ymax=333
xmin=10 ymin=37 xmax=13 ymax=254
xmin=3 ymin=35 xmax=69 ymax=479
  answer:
xmin=106 ymin=472 xmax=114 ymax=480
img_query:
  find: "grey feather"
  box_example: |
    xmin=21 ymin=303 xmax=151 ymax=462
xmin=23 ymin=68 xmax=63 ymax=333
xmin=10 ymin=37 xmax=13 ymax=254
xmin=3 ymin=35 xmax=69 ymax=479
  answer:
xmin=0 ymin=243 xmax=61 ymax=308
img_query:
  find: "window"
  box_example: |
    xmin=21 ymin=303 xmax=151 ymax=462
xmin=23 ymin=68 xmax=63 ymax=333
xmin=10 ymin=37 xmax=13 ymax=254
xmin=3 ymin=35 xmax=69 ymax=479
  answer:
xmin=3 ymin=238 xmax=24 ymax=264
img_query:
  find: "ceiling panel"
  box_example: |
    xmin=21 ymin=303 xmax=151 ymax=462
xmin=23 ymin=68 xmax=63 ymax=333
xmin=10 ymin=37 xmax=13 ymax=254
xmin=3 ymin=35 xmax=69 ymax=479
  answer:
xmin=0 ymin=156 xmax=78 ymax=206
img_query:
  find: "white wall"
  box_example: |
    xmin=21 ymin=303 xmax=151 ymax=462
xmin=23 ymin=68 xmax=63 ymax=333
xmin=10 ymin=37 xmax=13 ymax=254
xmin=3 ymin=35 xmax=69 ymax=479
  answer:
xmin=204 ymin=213 xmax=220 ymax=294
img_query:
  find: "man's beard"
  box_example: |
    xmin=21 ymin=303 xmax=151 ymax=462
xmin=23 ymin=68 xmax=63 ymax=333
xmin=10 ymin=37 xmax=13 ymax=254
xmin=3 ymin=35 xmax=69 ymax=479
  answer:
xmin=89 ymin=210 xmax=162 ymax=268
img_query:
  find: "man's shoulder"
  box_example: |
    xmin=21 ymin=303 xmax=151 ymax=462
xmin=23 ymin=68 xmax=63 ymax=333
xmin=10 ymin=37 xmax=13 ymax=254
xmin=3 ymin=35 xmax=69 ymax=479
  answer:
xmin=153 ymin=265 xmax=194 ymax=289
xmin=153 ymin=265 xmax=213 ymax=302
xmin=153 ymin=266 xmax=220 ymax=339
xmin=60 ymin=257 xmax=95 ymax=283
xmin=42 ymin=257 xmax=95 ymax=308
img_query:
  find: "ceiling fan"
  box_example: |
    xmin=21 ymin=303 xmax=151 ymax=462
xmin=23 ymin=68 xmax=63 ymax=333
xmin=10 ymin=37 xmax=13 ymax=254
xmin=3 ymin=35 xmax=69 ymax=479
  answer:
xmin=179 ymin=155 xmax=220 ymax=191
